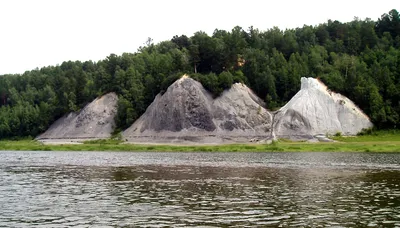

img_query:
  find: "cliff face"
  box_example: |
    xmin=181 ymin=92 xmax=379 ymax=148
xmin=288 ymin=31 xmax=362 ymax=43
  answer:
xmin=273 ymin=77 xmax=373 ymax=139
xmin=122 ymin=75 xmax=273 ymax=144
xmin=37 ymin=92 xmax=118 ymax=141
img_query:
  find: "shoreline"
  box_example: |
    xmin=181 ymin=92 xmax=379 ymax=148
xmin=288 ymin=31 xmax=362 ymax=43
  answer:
xmin=2 ymin=135 xmax=400 ymax=153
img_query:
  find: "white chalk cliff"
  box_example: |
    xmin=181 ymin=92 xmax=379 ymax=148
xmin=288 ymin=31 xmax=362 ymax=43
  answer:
xmin=273 ymin=77 xmax=373 ymax=139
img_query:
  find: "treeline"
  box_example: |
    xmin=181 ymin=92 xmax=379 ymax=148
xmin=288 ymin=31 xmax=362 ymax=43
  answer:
xmin=0 ymin=9 xmax=399 ymax=138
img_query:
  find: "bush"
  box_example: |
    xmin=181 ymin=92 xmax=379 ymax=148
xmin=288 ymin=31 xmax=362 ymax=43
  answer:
xmin=334 ymin=132 xmax=342 ymax=137
xmin=357 ymin=128 xmax=374 ymax=136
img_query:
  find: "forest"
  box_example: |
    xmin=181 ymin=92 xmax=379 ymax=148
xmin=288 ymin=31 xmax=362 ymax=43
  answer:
xmin=0 ymin=9 xmax=399 ymax=138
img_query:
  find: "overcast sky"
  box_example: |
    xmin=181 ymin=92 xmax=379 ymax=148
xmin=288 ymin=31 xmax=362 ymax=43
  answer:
xmin=0 ymin=0 xmax=398 ymax=75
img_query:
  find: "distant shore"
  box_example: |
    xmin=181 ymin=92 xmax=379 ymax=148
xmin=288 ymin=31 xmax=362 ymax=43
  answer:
xmin=1 ymin=132 xmax=400 ymax=152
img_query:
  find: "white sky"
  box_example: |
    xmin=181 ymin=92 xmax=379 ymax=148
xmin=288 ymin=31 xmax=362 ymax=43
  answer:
xmin=0 ymin=0 xmax=398 ymax=75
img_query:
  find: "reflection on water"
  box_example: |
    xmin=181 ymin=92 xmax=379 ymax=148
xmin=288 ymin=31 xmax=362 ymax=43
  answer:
xmin=0 ymin=151 xmax=400 ymax=227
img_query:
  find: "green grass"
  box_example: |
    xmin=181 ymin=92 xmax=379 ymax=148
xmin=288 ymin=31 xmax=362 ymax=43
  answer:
xmin=332 ymin=129 xmax=400 ymax=142
xmin=0 ymin=139 xmax=400 ymax=152
xmin=83 ymin=138 xmax=123 ymax=145
xmin=1 ymin=133 xmax=400 ymax=152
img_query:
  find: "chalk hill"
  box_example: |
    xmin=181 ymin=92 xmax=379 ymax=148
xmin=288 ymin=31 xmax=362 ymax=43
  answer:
xmin=273 ymin=77 xmax=373 ymax=139
xmin=37 ymin=92 xmax=118 ymax=142
xmin=37 ymin=76 xmax=373 ymax=144
xmin=122 ymin=75 xmax=273 ymax=144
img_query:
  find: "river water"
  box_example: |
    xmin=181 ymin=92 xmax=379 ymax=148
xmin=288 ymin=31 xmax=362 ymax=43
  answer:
xmin=0 ymin=151 xmax=400 ymax=227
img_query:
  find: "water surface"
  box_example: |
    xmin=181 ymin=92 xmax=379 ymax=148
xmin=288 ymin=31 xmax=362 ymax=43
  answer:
xmin=1 ymin=151 xmax=400 ymax=227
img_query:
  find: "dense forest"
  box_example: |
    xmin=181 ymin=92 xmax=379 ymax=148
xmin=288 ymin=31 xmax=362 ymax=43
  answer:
xmin=0 ymin=9 xmax=399 ymax=138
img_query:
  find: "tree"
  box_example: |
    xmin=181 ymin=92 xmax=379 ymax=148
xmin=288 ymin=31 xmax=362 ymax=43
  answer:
xmin=376 ymin=9 xmax=400 ymax=39
xmin=218 ymin=71 xmax=233 ymax=90
xmin=115 ymin=96 xmax=135 ymax=130
xmin=171 ymin=35 xmax=190 ymax=49
xmin=360 ymin=18 xmax=378 ymax=50
xmin=308 ymin=45 xmax=328 ymax=76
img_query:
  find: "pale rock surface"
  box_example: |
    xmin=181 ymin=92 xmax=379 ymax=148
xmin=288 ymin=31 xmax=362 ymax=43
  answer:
xmin=39 ymin=75 xmax=372 ymax=144
xmin=273 ymin=77 xmax=373 ymax=139
xmin=37 ymin=92 xmax=118 ymax=142
xmin=123 ymin=75 xmax=273 ymax=144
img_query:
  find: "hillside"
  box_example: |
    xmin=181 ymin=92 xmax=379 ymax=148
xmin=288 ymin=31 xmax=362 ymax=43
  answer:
xmin=36 ymin=93 xmax=118 ymax=143
xmin=122 ymin=76 xmax=273 ymax=144
xmin=0 ymin=9 xmax=398 ymax=139
xmin=121 ymin=75 xmax=372 ymax=143
xmin=273 ymin=78 xmax=373 ymax=139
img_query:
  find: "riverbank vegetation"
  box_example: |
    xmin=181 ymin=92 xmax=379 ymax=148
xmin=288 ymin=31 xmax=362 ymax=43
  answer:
xmin=1 ymin=131 xmax=400 ymax=152
xmin=0 ymin=9 xmax=399 ymax=139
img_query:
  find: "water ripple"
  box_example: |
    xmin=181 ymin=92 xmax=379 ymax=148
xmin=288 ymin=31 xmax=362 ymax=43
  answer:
xmin=0 ymin=151 xmax=400 ymax=227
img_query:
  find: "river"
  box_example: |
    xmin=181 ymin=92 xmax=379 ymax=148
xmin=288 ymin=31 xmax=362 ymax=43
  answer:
xmin=0 ymin=151 xmax=400 ymax=227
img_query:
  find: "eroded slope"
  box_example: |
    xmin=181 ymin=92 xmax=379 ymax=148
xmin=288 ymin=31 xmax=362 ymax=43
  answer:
xmin=37 ymin=92 xmax=118 ymax=142
xmin=273 ymin=77 xmax=373 ymax=139
xmin=123 ymin=76 xmax=273 ymax=144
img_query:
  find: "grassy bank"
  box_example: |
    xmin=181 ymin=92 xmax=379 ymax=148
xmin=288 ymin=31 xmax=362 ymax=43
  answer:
xmin=1 ymin=132 xmax=400 ymax=152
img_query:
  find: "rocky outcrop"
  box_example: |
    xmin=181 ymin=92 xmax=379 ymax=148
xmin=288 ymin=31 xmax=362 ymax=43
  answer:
xmin=123 ymin=76 xmax=372 ymax=144
xmin=122 ymin=75 xmax=273 ymax=144
xmin=273 ymin=77 xmax=373 ymax=140
xmin=36 ymin=76 xmax=373 ymax=144
xmin=37 ymin=92 xmax=118 ymax=142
